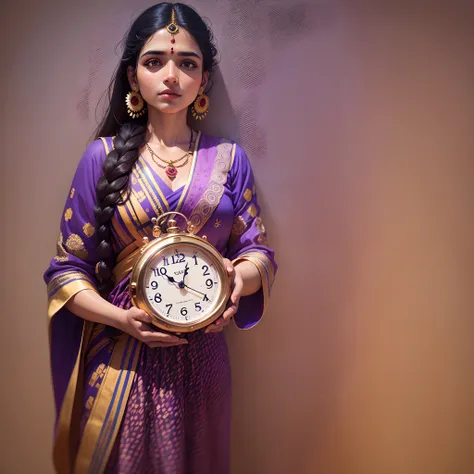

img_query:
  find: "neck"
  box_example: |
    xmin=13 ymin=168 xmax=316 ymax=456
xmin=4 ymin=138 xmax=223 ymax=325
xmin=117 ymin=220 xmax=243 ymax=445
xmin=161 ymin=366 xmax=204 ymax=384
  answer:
xmin=146 ymin=107 xmax=192 ymax=148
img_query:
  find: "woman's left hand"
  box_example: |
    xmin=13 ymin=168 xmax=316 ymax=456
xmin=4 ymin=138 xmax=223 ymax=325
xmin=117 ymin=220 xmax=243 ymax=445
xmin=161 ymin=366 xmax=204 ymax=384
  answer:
xmin=205 ymin=258 xmax=242 ymax=333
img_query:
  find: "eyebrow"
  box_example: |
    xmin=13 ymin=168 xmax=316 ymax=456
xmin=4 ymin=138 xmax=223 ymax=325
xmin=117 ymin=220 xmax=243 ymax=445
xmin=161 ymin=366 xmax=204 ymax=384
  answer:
xmin=140 ymin=50 xmax=201 ymax=60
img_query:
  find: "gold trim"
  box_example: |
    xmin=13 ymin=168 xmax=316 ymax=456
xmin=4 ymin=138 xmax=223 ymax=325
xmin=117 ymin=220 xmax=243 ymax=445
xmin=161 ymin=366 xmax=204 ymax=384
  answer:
xmin=48 ymin=276 xmax=97 ymax=320
xmin=243 ymin=189 xmax=253 ymax=202
xmin=110 ymin=213 xmax=133 ymax=247
xmin=134 ymin=161 xmax=166 ymax=215
xmin=75 ymin=334 xmax=141 ymax=474
xmin=231 ymin=251 xmax=275 ymax=330
xmin=116 ymin=202 xmax=143 ymax=243
xmin=116 ymin=241 xmax=139 ymax=262
xmin=176 ymin=130 xmax=202 ymax=212
xmin=188 ymin=141 xmax=235 ymax=234
xmin=53 ymin=321 xmax=94 ymax=474
xmin=137 ymin=155 xmax=170 ymax=212
xmin=112 ymin=245 xmax=141 ymax=282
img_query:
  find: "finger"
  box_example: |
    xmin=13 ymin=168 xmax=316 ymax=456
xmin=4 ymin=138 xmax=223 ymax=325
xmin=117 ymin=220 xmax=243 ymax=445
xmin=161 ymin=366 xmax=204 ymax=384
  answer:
xmin=230 ymin=278 xmax=243 ymax=305
xmin=205 ymin=324 xmax=224 ymax=333
xmin=132 ymin=309 xmax=152 ymax=324
xmin=221 ymin=305 xmax=237 ymax=321
xmin=223 ymin=259 xmax=235 ymax=278
xmin=134 ymin=320 xmax=156 ymax=333
xmin=139 ymin=330 xmax=183 ymax=344
xmin=147 ymin=340 xmax=188 ymax=348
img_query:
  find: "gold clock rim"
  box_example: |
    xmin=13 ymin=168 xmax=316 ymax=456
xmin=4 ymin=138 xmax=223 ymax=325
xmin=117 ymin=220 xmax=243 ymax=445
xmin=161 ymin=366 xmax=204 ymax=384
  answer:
xmin=130 ymin=234 xmax=231 ymax=333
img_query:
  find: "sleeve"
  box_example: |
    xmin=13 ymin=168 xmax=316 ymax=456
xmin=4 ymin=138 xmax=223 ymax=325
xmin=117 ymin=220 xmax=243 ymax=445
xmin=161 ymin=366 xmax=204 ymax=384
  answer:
xmin=225 ymin=144 xmax=277 ymax=329
xmin=43 ymin=139 xmax=106 ymax=320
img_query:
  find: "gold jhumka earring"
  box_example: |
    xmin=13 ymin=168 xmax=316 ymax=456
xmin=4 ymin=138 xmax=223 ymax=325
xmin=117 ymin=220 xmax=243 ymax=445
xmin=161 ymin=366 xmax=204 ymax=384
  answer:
xmin=192 ymin=90 xmax=210 ymax=120
xmin=125 ymin=86 xmax=146 ymax=119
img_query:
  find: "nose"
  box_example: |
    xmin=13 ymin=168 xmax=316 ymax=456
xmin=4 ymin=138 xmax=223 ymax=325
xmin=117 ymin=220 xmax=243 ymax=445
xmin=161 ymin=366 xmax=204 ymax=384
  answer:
xmin=163 ymin=60 xmax=179 ymax=84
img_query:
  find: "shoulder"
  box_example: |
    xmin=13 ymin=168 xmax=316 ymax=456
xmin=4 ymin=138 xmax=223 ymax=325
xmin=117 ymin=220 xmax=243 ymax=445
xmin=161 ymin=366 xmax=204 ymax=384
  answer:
xmin=199 ymin=132 xmax=250 ymax=170
xmin=78 ymin=137 xmax=111 ymax=168
xmin=73 ymin=138 xmax=110 ymax=183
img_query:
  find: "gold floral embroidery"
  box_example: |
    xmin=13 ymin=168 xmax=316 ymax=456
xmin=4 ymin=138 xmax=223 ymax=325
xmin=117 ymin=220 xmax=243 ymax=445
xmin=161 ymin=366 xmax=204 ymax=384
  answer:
xmin=64 ymin=208 xmax=73 ymax=221
xmin=232 ymin=216 xmax=247 ymax=236
xmin=247 ymin=204 xmax=258 ymax=218
xmin=214 ymin=218 xmax=222 ymax=228
xmin=83 ymin=222 xmax=95 ymax=238
xmin=54 ymin=232 xmax=69 ymax=262
xmin=243 ymin=188 xmax=253 ymax=202
xmin=255 ymin=217 xmax=266 ymax=234
xmin=255 ymin=232 xmax=268 ymax=245
xmin=254 ymin=217 xmax=267 ymax=245
xmin=66 ymin=234 xmax=88 ymax=260
xmin=188 ymin=140 xmax=234 ymax=234
xmin=70 ymin=188 xmax=75 ymax=199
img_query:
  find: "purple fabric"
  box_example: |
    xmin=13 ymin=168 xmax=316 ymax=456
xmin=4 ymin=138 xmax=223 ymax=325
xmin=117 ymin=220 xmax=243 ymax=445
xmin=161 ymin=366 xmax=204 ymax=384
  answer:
xmin=44 ymin=133 xmax=277 ymax=472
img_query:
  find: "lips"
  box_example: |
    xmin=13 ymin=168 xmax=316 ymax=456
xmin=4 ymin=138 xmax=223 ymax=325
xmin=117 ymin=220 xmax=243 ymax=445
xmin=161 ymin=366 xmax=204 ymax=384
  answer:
xmin=159 ymin=89 xmax=181 ymax=96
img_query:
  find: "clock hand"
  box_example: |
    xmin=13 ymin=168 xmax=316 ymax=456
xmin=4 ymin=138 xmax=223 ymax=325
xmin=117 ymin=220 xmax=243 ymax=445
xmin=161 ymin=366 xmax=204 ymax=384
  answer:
xmin=178 ymin=263 xmax=190 ymax=289
xmin=181 ymin=283 xmax=209 ymax=300
xmin=161 ymin=273 xmax=179 ymax=287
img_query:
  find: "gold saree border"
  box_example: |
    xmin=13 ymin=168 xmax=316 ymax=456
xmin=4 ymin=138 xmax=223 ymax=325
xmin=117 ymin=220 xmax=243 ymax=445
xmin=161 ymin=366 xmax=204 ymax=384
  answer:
xmin=74 ymin=334 xmax=141 ymax=474
xmin=112 ymin=245 xmax=141 ymax=282
xmin=100 ymin=136 xmax=144 ymax=244
xmin=232 ymin=251 xmax=275 ymax=330
xmin=53 ymin=321 xmax=94 ymax=474
xmin=47 ymin=271 xmax=98 ymax=320
xmin=188 ymin=140 xmax=236 ymax=235
xmin=176 ymin=130 xmax=202 ymax=212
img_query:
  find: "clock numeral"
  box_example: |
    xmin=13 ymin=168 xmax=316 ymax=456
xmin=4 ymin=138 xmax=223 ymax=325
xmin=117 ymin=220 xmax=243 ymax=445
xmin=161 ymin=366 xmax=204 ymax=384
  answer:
xmin=195 ymin=303 xmax=202 ymax=312
xmin=152 ymin=267 xmax=167 ymax=277
xmin=165 ymin=304 xmax=173 ymax=315
xmin=193 ymin=255 xmax=198 ymax=266
xmin=202 ymin=265 xmax=210 ymax=276
xmin=203 ymin=294 xmax=210 ymax=302
xmin=180 ymin=307 xmax=188 ymax=320
xmin=154 ymin=293 xmax=162 ymax=304
xmin=176 ymin=253 xmax=185 ymax=264
xmin=150 ymin=281 xmax=158 ymax=290
xmin=205 ymin=279 xmax=214 ymax=289
xmin=163 ymin=257 xmax=169 ymax=266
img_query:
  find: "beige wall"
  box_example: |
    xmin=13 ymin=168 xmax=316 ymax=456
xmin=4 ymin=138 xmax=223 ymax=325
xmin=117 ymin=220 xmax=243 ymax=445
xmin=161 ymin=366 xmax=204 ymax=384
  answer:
xmin=1 ymin=1 xmax=474 ymax=473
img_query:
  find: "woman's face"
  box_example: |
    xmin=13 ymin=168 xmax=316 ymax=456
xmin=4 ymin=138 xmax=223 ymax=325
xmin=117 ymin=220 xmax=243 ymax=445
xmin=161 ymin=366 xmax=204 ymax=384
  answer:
xmin=128 ymin=27 xmax=209 ymax=115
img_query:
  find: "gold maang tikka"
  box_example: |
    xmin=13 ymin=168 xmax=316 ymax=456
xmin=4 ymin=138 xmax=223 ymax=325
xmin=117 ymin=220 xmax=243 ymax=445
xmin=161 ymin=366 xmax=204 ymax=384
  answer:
xmin=167 ymin=8 xmax=179 ymax=54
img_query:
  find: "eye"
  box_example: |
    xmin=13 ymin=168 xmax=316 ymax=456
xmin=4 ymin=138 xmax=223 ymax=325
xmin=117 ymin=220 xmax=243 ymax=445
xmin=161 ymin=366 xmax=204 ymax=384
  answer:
xmin=181 ymin=60 xmax=197 ymax=69
xmin=145 ymin=58 xmax=162 ymax=68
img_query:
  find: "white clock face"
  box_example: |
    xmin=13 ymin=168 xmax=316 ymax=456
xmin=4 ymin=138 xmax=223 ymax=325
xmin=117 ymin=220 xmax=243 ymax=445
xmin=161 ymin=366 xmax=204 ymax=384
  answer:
xmin=143 ymin=243 xmax=223 ymax=325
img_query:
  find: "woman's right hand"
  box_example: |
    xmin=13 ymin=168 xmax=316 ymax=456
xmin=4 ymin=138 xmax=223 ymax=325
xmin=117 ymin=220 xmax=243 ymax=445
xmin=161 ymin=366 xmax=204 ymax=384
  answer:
xmin=119 ymin=306 xmax=188 ymax=348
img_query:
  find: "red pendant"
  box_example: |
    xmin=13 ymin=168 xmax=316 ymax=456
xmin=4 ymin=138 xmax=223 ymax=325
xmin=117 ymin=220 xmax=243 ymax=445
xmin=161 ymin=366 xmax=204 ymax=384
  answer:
xmin=166 ymin=166 xmax=177 ymax=180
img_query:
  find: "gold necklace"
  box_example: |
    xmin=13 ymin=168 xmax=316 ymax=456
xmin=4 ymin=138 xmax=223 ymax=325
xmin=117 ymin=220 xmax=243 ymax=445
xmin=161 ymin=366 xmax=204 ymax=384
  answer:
xmin=146 ymin=130 xmax=194 ymax=181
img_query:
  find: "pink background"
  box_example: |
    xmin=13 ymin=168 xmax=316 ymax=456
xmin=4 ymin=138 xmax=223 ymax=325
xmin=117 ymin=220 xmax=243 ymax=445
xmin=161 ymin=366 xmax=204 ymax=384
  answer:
xmin=1 ymin=1 xmax=474 ymax=473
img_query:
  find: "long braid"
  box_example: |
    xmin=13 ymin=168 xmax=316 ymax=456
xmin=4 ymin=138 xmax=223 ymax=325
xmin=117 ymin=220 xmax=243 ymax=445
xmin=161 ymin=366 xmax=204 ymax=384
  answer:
xmin=94 ymin=122 xmax=146 ymax=294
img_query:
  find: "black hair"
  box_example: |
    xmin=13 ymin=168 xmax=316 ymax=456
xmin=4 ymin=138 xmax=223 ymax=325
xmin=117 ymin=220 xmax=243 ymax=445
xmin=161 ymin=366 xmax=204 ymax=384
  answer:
xmin=93 ymin=2 xmax=218 ymax=293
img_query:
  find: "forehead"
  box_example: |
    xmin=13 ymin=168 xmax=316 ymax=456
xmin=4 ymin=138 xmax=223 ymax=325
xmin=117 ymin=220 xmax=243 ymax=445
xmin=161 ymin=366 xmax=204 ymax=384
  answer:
xmin=142 ymin=28 xmax=201 ymax=55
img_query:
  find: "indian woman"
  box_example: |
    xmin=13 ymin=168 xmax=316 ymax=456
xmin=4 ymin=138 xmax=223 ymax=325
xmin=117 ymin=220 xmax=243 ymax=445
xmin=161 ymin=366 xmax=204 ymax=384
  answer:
xmin=44 ymin=3 xmax=277 ymax=473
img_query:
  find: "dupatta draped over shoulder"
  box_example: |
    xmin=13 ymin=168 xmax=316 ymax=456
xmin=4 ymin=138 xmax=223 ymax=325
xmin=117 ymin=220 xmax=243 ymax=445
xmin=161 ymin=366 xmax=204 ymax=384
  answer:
xmin=44 ymin=133 xmax=277 ymax=473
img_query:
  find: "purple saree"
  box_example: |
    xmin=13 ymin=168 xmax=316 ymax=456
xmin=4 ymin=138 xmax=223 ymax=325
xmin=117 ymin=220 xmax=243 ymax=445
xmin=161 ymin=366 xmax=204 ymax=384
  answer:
xmin=44 ymin=132 xmax=277 ymax=474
